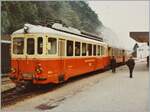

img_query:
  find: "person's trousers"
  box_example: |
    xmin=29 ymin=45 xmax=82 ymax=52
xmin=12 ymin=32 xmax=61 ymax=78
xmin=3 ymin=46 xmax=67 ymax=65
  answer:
xmin=112 ymin=67 xmax=116 ymax=73
xmin=129 ymin=68 xmax=133 ymax=78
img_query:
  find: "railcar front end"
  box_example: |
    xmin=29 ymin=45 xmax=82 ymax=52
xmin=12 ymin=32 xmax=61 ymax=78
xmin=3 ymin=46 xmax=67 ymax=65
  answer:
xmin=10 ymin=34 xmax=61 ymax=85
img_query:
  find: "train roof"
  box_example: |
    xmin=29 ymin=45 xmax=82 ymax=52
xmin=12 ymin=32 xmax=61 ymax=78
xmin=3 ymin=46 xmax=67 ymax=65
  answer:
xmin=12 ymin=23 xmax=107 ymax=45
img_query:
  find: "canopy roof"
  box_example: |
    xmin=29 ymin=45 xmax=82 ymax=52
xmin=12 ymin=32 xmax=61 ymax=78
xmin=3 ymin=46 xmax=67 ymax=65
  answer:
xmin=130 ymin=32 xmax=149 ymax=43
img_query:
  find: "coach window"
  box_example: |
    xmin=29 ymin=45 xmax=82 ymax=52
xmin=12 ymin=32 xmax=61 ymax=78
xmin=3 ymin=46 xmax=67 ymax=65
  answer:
xmin=82 ymin=43 xmax=86 ymax=56
xmin=67 ymin=40 xmax=73 ymax=56
xmin=111 ymin=49 xmax=113 ymax=56
xmin=75 ymin=42 xmax=80 ymax=56
xmin=118 ymin=50 xmax=120 ymax=56
xmin=103 ymin=47 xmax=105 ymax=55
xmin=115 ymin=50 xmax=117 ymax=56
xmin=119 ymin=50 xmax=121 ymax=56
xmin=115 ymin=49 xmax=117 ymax=56
xmin=112 ymin=49 xmax=114 ymax=56
xmin=113 ymin=49 xmax=115 ymax=56
xmin=88 ymin=44 xmax=92 ymax=56
xmin=27 ymin=38 xmax=35 ymax=55
xmin=93 ymin=45 xmax=96 ymax=56
xmin=13 ymin=38 xmax=24 ymax=54
xmin=120 ymin=50 xmax=122 ymax=56
xmin=48 ymin=38 xmax=57 ymax=54
xmin=37 ymin=37 xmax=43 ymax=54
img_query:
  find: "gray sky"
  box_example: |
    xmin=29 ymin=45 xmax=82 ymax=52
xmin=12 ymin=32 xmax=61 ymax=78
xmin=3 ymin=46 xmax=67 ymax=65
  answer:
xmin=88 ymin=1 xmax=149 ymax=50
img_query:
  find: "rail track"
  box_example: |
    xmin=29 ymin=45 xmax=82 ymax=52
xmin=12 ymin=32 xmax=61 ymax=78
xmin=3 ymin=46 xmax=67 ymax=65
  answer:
xmin=2 ymin=77 xmax=12 ymax=85
xmin=1 ymin=84 xmax=55 ymax=107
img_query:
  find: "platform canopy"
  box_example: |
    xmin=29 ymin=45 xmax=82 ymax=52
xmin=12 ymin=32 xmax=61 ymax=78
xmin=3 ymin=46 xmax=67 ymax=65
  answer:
xmin=130 ymin=32 xmax=149 ymax=43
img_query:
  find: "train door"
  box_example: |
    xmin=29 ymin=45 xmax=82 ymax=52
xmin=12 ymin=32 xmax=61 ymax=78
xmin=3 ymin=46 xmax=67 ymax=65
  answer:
xmin=122 ymin=50 xmax=125 ymax=63
xmin=108 ymin=47 xmax=112 ymax=57
xmin=58 ymin=39 xmax=66 ymax=82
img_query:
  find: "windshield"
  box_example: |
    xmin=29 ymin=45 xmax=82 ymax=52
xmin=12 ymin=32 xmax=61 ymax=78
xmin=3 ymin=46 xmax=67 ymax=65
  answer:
xmin=12 ymin=37 xmax=44 ymax=55
xmin=13 ymin=38 xmax=24 ymax=54
xmin=27 ymin=38 xmax=35 ymax=55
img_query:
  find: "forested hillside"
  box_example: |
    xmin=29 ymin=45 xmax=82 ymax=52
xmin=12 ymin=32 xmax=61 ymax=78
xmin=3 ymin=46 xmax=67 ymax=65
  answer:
xmin=1 ymin=1 xmax=103 ymax=35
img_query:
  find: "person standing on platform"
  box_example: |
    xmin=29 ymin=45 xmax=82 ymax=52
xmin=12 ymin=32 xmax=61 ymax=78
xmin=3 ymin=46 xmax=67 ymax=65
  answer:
xmin=126 ymin=56 xmax=135 ymax=78
xmin=147 ymin=56 xmax=149 ymax=67
xmin=110 ymin=56 xmax=117 ymax=73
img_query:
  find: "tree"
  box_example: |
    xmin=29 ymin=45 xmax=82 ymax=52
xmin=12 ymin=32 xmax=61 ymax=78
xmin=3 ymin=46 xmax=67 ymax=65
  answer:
xmin=1 ymin=1 xmax=103 ymax=35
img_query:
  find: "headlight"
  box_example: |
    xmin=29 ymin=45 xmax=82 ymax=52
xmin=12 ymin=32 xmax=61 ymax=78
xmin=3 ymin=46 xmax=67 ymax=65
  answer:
xmin=35 ymin=68 xmax=43 ymax=74
xmin=35 ymin=64 xmax=43 ymax=74
xmin=11 ymin=67 xmax=16 ymax=73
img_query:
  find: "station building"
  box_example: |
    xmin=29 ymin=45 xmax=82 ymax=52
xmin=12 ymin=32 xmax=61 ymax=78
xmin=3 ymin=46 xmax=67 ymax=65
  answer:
xmin=130 ymin=31 xmax=149 ymax=65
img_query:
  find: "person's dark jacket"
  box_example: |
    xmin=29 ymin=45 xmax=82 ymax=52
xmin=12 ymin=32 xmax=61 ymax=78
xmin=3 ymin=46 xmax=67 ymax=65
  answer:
xmin=110 ymin=58 xmax=116 ymax=67
xmin=126 ymin=58 xmax=135 ymax=69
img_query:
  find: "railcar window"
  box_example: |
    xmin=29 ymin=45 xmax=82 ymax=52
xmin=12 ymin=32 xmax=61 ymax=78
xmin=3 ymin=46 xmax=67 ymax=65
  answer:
xmin=48 ymin=38 xmax=57 ymax=54
xmin=75 ymin=42 xmax=80 ymax=56
xmin=88 ymin=44 xmax=92 ymax=56
xmin=27 ymin=38 xmax=34 ymax=55
xmin=82 ymin=43 xmax=86 ymax=56
xmin=93 ymin=45 xmax=96 ymax=56
xmin=13 ymin=38 xmax=24 ymax=54
xmin=104 ymin=47 xmax=105 ymax=55
xmin=97 ymin=45 xmax=101 ymax=56
xmin=67 ymin=40 xmax=73 ymax=56
xmin=101 ymin=46 xmax=104 ymax=55
xmin=37 ymin=37 xmax=43 ymax=54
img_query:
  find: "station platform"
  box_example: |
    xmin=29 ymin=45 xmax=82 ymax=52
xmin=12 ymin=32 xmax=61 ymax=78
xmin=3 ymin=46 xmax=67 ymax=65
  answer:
xmin=49 ymin=60 xmax=149 ymax=112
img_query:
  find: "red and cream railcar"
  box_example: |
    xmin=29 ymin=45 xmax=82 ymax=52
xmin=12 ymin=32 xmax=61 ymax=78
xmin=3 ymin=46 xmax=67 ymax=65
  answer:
xmin=9 ymin=24 xmax=125 ymax=85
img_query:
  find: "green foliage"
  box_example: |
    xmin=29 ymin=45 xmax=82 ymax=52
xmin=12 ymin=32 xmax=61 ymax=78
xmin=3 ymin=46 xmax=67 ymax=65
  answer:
xmin=1 ymin=1 xmax=103 ymax=35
